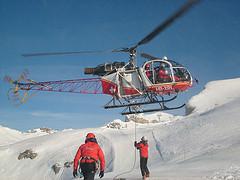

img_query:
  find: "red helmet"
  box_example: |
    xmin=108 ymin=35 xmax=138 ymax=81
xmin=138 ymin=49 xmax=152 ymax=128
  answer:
xmin=86 ymin=133 xmax=95 ymax=139
xmin=145 ymin=63 xmax=150 ymax=69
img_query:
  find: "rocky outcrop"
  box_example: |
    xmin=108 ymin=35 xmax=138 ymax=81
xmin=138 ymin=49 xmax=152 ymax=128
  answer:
xmin=51 ymin=163 xmax=61 ymax=174
xmin=18 ymin=149 xmax=37 ymax=160
xmin=51 ymin=161 xmax=73 ymax=175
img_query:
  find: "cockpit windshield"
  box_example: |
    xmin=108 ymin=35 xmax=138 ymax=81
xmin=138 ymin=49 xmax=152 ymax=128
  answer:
xmin=143 ymin=60 xmax=191 ymax=84
xmin=173 ymin=67 xmax=191 ymax=82
xmin=144 ymin=60 xmax=172 ymax=84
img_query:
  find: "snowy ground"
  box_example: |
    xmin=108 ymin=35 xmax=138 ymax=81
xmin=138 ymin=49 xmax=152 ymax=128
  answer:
xmin=0 ymin=78 xmax=240 ymax=180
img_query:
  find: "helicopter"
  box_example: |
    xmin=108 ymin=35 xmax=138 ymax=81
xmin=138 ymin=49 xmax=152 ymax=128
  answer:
xmin=5 ymin=0 xmax=200 ymax=115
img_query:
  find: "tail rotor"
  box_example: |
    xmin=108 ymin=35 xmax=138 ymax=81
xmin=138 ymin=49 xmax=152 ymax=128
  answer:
xmin=4 ymin=70 xmax=35 ymax=105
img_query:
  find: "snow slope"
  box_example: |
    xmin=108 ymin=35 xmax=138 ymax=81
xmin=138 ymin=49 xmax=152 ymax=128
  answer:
xmin=0 ymin=78 xmax=240 ymax=180
xmin=0 ymin=126 xmax=25 ymax=146
xmin=186 ymin=78 xmax=240 ymax=115
xmin=0 ymin=126 xmax=54 ymax=146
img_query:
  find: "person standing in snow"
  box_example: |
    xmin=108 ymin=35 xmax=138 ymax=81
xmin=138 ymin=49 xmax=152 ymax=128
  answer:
xmin=134 ymin=136 xmax=150 ymax=179
xmin=73 ymin=133 xmax=105 ymax=180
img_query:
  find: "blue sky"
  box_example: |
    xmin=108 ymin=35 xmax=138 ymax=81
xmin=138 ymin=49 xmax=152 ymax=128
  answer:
xmin=1 ymin=0 xmax=240 ymax=131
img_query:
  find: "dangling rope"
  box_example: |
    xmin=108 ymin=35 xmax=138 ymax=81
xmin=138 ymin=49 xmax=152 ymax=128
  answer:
xmin=113 ymin=118 xmax=138 ymax=180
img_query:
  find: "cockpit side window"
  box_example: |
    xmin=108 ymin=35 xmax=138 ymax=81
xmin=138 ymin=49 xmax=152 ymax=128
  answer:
xmin=144 ymin=62 xmax=153 ymax=83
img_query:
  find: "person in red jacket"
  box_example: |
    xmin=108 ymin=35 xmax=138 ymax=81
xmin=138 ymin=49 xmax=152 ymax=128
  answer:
xmin=158 ymin=67 xmax=171 ymax=83
xmin=73 ymin=133 xmax=105 ymax=180
xmin=134 ymin=136 xmax=150 ymax=179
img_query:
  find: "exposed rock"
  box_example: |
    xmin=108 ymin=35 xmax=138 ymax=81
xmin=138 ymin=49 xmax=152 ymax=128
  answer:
xmin=64 ymin=161 xmax=73 ymax=168
xmin=125 ymin=113 xmax=177 ymax=124
xmin=51 ymin=163 xmax=61 ymax=174
xmin=126 ymin=115 xmax=149 ymax=124
xmin=107 ymin=122 xmax=122 ymax=129
xmin=18 ymin=149 xmax=37 ymax=160
xmin=39 ymin=127 xmax=52 ymax=133
xmin=106 ymin=120 xmax=127 ymax=129
xmin=51 ymin=161 xmax=73 ymax=175
xmin=27 ymin=127 xmax=56 ymax=134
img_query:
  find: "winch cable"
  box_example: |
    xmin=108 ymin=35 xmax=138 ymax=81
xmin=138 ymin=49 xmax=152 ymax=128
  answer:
xmin=113 ymin=118 xmax=137 ymax=180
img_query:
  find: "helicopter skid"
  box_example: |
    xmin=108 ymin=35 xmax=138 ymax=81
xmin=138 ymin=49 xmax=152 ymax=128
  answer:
xmin=104 ymin=93 xmax=185 ymax=115
xmin=121 ymin=103 xmax=185 ymax=115
xmin=104 ymin=95 xmax=177 ymax=109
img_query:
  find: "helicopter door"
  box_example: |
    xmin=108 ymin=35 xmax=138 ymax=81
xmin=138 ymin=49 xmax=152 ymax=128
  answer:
xmin=118 ymin=70 xmax=142 ymax=96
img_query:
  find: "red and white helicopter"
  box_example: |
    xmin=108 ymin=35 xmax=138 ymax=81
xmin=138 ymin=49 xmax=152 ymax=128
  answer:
xmin=5 ymin=0 xmax=199 ymax=115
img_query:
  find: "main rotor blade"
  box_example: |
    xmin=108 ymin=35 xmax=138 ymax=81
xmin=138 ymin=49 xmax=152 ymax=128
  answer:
xmin=22 ymin=50 xmax=110 ymax=57
xmin=135 ymin=0 xmax=200 ymax=48
xmin=141 ymin=53 xmax=159 ymax=60
xmin=22 ymin=0 xmax=201 ymax=57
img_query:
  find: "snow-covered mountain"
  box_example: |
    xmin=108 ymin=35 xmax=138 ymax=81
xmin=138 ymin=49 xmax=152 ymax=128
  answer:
xmin=0 ymin=78 xmax=240 ymax=180
xmin=0 ymin=126 xmax=55 ymax=146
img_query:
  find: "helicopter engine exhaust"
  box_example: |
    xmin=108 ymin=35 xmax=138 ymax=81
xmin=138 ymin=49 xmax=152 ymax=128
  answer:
xmin=84 ymin=68 xmax=95 ymax=74
xmin=84 ymin=61 xmax=125 ymax=76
